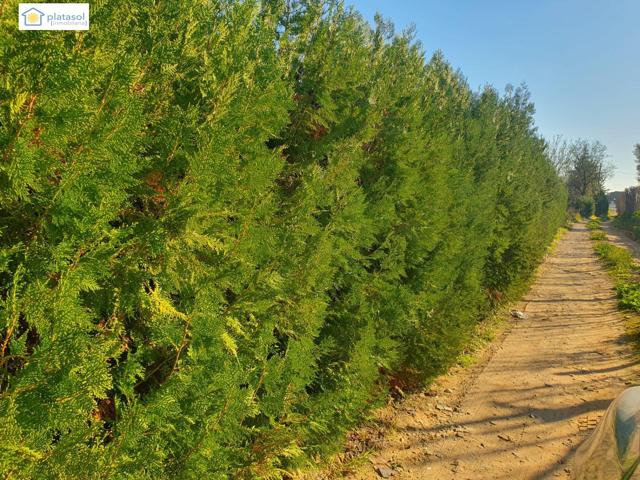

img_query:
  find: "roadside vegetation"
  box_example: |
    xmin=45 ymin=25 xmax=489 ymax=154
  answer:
xmin=0 ymin=1 xmax=567 ymax=477
xmin=613 ymin=213 xmax=640 ymax=240
xmin=610 ymin=143 xmax=640 ymax=227
xmin=590 ymin=221 xmax=640 ymax=314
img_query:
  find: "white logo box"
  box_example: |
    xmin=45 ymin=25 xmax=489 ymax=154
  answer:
xmin=19 ymin=3 xmax=89 ymax=31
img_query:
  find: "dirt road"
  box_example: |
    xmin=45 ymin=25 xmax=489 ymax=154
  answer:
xmin=349 ymin=223 xmax=640 ymax=479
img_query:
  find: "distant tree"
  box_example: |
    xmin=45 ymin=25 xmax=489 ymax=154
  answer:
xmin=564 ymin=140 xmax=613 ymax=207
xmin=576 ymin=195 xmax=595 ymax=218
xmin=546 ymin=135 xmax=571 ymax=178
xmin=594 ymin=191 xmax=609 ymax=217
xmin=634 ymin=144 xmax=640 ymax=182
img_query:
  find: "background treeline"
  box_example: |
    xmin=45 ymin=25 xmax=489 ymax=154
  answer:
xmin=611 ymin=144 xmax=640 ymax=234
xmin=0 ymin=0 xmax=566 ymax=477
xmin=548 ymin=137 xmax=612 ymax=218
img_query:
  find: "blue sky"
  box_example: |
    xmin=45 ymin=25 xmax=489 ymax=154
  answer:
xmin=347 ymin=0 xmax=640 ymax=192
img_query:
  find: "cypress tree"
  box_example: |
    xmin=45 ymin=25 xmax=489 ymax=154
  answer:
xmin=0 ymin=1 xmax=567 ymax=477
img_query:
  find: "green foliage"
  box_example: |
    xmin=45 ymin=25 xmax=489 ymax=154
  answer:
xmin=594 ymin=242 xmax=634 ymax=276
xmin=0 ymin=1 xmax=567 ymax=477
xmin=577 ymin=195 xmax=595 ymax=218
xmin=571 ymin=210 xmax=584 ymax=223
xmin=618 ymin=281 xmax=640 ymax=313
xmin=594 ymin=240 xmax=640 ymax=313
xmin=586 ymin=219 xmax=602 ymax=230
xmin=594 ymin=191 xmax=609 ymax=218
xmin=613 ymin=212 xmax=640 ymax=240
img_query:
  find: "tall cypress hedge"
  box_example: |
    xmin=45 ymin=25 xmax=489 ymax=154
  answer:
xmin=0 ymin=1 xmax=566 ymax=477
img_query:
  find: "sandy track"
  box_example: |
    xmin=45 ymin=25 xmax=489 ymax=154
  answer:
xmin=603 ymin=222 xmax=640 ymax=259
xmin=349 ymin=223 xmax=640 ymax=479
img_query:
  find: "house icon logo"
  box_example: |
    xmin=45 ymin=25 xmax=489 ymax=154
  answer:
xmin=21 ymin=7 xmax=44 ymax=26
